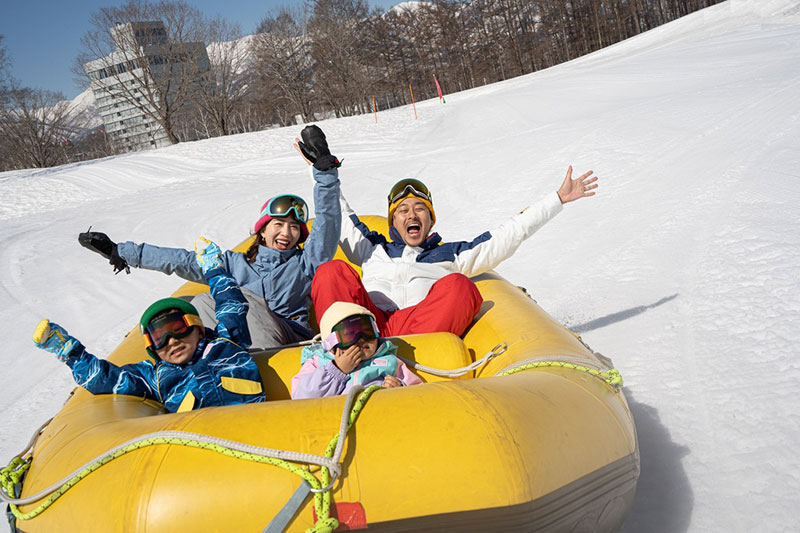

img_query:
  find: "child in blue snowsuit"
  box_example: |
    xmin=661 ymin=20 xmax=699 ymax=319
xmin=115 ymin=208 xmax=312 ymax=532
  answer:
xmin=77 ymin=126 xmax=342 ymax=349
xmin=33 ymin=239 xmax=265 ymax=413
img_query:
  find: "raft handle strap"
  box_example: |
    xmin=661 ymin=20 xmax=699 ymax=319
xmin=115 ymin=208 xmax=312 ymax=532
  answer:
xmin=263 ymin=479 xmax=313 ymax=533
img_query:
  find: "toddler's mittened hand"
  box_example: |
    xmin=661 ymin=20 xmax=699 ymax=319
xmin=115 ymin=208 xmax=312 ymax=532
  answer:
xmin=33 ymin=319 xmax=77 ymax=362
xmin=194 ymin=237 xmax=223 ymax=274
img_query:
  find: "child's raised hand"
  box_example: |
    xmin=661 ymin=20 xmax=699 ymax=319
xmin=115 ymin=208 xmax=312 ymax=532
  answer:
xmin=194 ymin=237 xmax=223 ymax=274
xmin=382 ymin=376 xmax=403 ymax=388
xmin=33 ymin=319 xmax=78 ymax=362
xmin=333 ymin=345 xmax=363 ymax=374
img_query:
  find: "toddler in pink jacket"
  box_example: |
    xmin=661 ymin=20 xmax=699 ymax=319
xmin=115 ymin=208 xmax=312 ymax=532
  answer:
xmin=291 ymin=302 xmax=422 ymax=399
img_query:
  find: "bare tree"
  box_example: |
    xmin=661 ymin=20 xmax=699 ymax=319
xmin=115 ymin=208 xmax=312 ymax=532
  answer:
xmin=0 ymin=86 xmax=91 ymax=170
xmin=309 ymin=0 xmax=374 ymax=117
xmin=68 ymin=126 xmax=118 ymax=163
xmin=360 ymin=7 xmax=429 ymax=108
xmin=254 ymin=7 xmax=316 ymax=124
xmin=0 ymin=35 xmax=11 ymax=108
xmin=195 ymin=18 xmax=253 ymax=136
xmin=74 ymin=0 xmax=211 ymax=147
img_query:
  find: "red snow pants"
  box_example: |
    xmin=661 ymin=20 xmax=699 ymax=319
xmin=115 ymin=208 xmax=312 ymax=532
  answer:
xmin=311 ymin=260 xmax=483 ymax=337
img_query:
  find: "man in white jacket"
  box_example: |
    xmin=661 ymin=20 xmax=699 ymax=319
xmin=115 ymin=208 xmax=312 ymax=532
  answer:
xmin=317 ymin=180 xmax=596 ymax=338
xmin=297 ymin=125 xmax=598 ymax=338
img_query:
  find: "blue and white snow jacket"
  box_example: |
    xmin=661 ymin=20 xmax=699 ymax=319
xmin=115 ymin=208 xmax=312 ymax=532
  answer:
xmin=338 ymin=190 xmax=564 ymax=312
xmin=62 ymin=268 xmax=265 ymax=413
xmin=117 ymin=167 xmax=341 ymax=338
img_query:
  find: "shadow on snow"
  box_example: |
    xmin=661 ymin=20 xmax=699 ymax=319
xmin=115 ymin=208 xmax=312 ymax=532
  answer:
xmin=622 ymin=391 xmax=693 ymax=533
xmin=567 ymin=294 xmax=678 ymax=334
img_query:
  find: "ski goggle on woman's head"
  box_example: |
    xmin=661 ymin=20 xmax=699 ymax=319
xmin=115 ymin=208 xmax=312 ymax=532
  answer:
xmin=322 ymin=314 xmax=380 ymax=351
xmin=387 ymin=178 xmax=431 ymax=204
xmin=143 ymin=310 xmax=203 ymax=350
xmin=262 ymin=194 xmax=308 ymax=224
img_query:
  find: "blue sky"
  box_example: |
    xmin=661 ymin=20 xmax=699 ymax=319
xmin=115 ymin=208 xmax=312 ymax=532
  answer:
xmin=1 ymin=0 xmax=400 ymax=100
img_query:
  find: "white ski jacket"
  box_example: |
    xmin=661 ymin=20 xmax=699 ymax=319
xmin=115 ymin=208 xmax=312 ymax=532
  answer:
xmin=339 ymin=190 xmax=564 ymax=312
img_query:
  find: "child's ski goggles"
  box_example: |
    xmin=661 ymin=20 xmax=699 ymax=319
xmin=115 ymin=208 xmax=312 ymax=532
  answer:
xmin=143 ymin=311 xmax=203 ymax=350
xmin=322 ymin=314 xmax=380 ymax=351
xmin=388 ymin=178 xmax=431 ymax=204
xmin=261 ymin=194 xmax=309 ymax=224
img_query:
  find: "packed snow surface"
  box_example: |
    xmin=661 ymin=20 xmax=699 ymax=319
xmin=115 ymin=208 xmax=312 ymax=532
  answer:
xmin=2 ymin=1 xmax=799 ymax=530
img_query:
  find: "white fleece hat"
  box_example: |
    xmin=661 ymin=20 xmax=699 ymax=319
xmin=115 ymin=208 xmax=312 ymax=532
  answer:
xmin=319 ymin=302 xmax=376 ymax=339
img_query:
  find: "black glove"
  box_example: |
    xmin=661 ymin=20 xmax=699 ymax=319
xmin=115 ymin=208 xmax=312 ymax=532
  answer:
xmin=78 ymin=229 xmax=130 ymax=275
xmin=298 ymin=125 xmax=341 ymax=171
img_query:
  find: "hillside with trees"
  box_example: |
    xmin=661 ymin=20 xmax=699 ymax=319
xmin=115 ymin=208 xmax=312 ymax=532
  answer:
xmin=0 ymin=0 xmax=721 ymax=171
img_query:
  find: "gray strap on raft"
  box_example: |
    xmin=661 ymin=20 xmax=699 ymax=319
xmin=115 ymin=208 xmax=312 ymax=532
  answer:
xmin=5 ymin=482 xmax=20 ymax=533
xmin=6 ymin=502 xmax=20 ymax=533
xmin=261 ymin=387 xmax=369 ymax=531
xmin=262 ymin=479 xmax=312 ymax=533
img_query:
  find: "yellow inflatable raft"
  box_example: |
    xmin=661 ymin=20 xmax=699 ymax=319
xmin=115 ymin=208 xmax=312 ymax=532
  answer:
xmin=3 ymin=217 xmax=639 ymax=532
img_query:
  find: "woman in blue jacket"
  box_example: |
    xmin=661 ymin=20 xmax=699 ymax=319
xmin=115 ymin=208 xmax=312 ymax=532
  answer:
xmin=78 ymin=127 xmax=342 ymax=349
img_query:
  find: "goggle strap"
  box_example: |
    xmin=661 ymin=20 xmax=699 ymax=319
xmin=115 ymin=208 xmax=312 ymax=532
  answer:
xmin=321 ymin=332 xmax=340 ymax=352
xmin=184 ymin=314 xmax=203 ymax=329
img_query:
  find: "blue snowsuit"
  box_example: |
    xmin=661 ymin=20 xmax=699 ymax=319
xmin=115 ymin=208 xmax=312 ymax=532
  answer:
xmin=116 ymin=167 xmax=341 ymax=338
xmin=61 ymin=268 xmax=265 ymax=413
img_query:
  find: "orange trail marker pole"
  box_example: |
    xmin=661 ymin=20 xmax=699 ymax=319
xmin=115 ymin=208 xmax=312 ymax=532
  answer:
xmin=372 ymin=95 xmax=377 ymax=123
xmin=409 ymin=83 xmax=418 ymax=120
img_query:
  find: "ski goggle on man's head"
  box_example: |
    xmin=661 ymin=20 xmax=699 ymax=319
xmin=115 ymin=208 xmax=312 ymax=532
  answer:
xmin=387 ymin=178 xmax=431 ymax=204
xmin=261 ymin=194 xmax=309 ymax=224
xmin=143 ymin=310 xmax=203 ymax=350
xmin=322 ymin=314 xmax=380 ymax=351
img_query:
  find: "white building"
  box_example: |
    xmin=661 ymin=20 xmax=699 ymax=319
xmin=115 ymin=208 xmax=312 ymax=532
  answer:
xmin=84 ymin=21 xmax=210 ymax=153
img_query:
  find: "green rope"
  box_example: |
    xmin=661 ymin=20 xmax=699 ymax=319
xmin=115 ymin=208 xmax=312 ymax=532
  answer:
xmin=498 ymin=361 xmax=624 ymax=388
xmin=308 ymin=384 xmax=380 ymax=532
xmin=1 ymin=457 xmax=28 ymax=486
xmin=1 ymin=456 xmax=29 ymax=503
xmin=2 ymin=385 xmax=382 ymax=532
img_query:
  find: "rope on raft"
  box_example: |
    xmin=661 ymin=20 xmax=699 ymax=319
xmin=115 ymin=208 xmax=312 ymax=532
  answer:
xmin=1 ymin=385 xmax=381 ymax=533
xmin=399 ymin=342 xmax=508 ymax=378
xmin=496 ymin=354 xmax=624 ymax=388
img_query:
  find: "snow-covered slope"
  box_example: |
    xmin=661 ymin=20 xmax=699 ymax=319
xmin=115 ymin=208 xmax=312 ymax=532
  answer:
xmin=2 ymin=1 xmax=799 ymax=530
